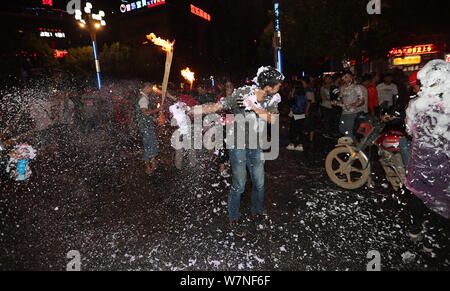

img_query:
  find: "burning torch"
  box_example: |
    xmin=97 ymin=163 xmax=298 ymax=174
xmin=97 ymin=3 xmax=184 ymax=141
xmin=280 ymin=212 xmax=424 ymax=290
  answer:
xmin=181 ymin=67 xmax=195 ymax=91
xmin=145 ymin=33 xmax=175 ymax=108
xmin=145 ymin=33 xmax=175 ymax=125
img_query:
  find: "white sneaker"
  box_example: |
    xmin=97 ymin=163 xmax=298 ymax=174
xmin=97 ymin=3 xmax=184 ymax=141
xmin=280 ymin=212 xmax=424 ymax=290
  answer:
xmin=286 ymin=144 xmax=295 ymax=150
xmin=295 ymin=145 xmax=304 ymax=152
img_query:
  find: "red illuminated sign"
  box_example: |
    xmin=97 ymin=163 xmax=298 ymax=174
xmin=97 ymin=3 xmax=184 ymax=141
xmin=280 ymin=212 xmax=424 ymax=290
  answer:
xmin=388 ymin=44 xmax=438 ymax=57
xmin=54 ymin=50 xmax=68 ymax=58
xmin=42 ymin=0 xmax=53 ymax=6
xmin=190 ymin=4 xmax=211 ymax=21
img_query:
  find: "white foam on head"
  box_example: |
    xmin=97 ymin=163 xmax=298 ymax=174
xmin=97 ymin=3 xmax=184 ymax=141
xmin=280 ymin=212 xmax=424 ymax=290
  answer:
xmin=14 ymin=144 xmax=37 ymax=160
xmin=252 ymin=66 xmax=271 ymax=86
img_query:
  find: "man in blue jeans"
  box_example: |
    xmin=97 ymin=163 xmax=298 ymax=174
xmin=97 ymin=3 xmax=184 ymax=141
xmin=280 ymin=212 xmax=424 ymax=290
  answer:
xmin=189 ymin=66 xmax=284 ymax=237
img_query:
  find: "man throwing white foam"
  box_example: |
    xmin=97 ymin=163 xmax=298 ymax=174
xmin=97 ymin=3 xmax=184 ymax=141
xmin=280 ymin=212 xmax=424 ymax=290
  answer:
xmin=188 ymin=66 xmax=284 ymax=237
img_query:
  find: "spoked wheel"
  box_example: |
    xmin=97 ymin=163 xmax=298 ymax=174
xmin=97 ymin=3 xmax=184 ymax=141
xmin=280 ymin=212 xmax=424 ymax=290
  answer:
xmin=325 ymin=146 xmax=370 ymax=189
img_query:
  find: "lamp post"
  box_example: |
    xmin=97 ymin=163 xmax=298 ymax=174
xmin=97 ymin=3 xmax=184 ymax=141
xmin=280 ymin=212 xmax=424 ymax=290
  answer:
xmin=273 ymin=2 xmax=282 ymax=74
xmin=74 ymin=2 xmax=106 ymax=90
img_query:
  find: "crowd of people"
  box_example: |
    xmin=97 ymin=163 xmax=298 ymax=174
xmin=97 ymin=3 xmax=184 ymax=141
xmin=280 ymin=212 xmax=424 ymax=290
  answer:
xmin=282 ymin=69 xmax=414 ymax=152
xmin=0 ymin=63 xmax=448 ymax=255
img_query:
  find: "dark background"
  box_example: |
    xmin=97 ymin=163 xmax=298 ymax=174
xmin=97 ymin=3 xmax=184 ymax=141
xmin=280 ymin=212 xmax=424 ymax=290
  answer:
xmin=0 ymin=0 xmax=449 ymax=82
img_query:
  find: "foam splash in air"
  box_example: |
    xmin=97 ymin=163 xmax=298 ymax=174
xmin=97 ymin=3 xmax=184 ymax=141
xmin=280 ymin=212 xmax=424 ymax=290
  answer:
xmin=169 ymin=102 xmax=190 ymax=135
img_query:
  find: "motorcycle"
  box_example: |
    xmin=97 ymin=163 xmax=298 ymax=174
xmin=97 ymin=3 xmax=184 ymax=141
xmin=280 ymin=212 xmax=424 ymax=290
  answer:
xmin=325 ymin=117 xmax=406 ymax=190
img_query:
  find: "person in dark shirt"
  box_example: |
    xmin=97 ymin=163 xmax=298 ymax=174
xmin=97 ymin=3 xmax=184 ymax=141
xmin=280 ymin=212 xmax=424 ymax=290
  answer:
xmin=329 ymin=73 xmax=342 ymax=137
xmin=194 ymin=80 xmax=215 ymax=105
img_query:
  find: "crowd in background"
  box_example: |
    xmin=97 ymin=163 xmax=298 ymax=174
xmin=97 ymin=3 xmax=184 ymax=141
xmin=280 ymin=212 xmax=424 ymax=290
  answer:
xmin=0 ymin=68 xmax=417 ymax=179
xmin=281 ymin=68 xmax=414 ymax=151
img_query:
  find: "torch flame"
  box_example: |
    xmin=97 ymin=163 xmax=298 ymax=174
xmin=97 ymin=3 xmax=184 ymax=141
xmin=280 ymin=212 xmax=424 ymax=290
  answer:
xmin=181 ymin=67 xmax=195 ymax=83
xmin=146 ymin=33 xmax=174 ymax=52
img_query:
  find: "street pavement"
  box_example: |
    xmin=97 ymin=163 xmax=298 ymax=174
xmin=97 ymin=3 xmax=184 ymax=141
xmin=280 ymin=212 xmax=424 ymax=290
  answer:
xmin=0 ymin=120 xmax=449 ymax=271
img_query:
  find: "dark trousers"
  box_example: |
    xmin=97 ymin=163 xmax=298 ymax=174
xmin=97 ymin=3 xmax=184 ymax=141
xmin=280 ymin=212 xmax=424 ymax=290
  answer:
xmin=320 ymin=106 xmax=332 ymax=132
xmin=408 ymin=193 xmax=449 ymax=252
xmin=330 ymin=106 xmax=342 ymax=133
xmin=289 ymin=117 xmax=307 ymax=146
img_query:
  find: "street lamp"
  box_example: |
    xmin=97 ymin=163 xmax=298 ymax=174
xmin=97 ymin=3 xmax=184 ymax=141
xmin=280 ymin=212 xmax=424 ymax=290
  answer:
xmin=74 ymin=2 xmax=106 ymax=90
xmin=273 ymin=2 xmax=282 ymax=74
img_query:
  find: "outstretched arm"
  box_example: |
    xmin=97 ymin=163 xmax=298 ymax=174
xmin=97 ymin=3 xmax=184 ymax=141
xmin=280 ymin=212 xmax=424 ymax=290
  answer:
xmin=188 ymin=102 xmax=224 ymax=115
xmin=141 ymin=106 xmax=161 ymax=116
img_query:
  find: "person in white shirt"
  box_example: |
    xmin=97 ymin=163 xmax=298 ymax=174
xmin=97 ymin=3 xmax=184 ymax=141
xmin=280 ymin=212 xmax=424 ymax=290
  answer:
xmin=376 ymin=74 xmax=398 ymax=109
xmin=333 ymin=70 xmax=364 ymax=141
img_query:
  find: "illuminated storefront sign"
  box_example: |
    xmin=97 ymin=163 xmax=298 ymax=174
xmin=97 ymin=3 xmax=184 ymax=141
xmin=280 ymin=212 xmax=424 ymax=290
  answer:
xmin=388 ymin=44 xmax=438 ymax=57
xmin=42 ymin=0 xmax=53 ymax=6
xmin=190 ymin=4 xmax=211 ymax=21
xmin=54 ymin=50 xmax=69 ymax=58
xmin=393 ymin=55 xmax=422 ymax=66
xmin=39 ymin=28 xmax=65 ymax=38
xmin=120 ymin=0 xmax=165 ymax=13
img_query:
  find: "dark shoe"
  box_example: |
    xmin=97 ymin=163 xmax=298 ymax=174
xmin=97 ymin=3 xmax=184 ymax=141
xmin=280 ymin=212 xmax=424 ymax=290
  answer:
xmin=407 ymin=223 xmax=423 ymax=239
xmin=229 ymin=219 xmax=247 ymax=237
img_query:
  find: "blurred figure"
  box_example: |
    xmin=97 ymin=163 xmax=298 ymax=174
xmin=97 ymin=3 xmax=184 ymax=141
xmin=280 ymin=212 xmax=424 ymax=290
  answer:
xmin=195 ymin=80 xmax=216 ymax=105
xmin=136 ymin=83 xmax=162 ymax=176
xmin=329 ymin=73 xmax=342 ymax=137
xmin=113 ymin=90 xmax=132 ymax=133
xmin=286 ymin=84 xmax=308 ymax=151
xmin=353 ymin=78 xmax=368 ymax=142
xmin=361 ymin=73 xmax=379 ymax=116
xmin=377 ymin=73 xmax=398 ymax=110
xmin=81 ymin=87 xmax=100 ymax=136
xmin=300 ymin=78 xmax=316 ymax=144
xmin=334 ymin=70 xmax=364 ymax=141
xmin=320 ymin=75 xmax=333 ymax=135
xmin=215 ymin=78 xmax=235 ymax=177
xmin=404 ymin=60 xmax=450 ymax=254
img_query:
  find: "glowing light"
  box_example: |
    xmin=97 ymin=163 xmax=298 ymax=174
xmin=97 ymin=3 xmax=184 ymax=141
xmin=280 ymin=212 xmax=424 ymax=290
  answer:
xmin=146 ymin=33 xmax=174 ymax=52
xmin=152 ymin=85 xmax=161 ymax=94
xmin=393 ymin=56 xmax=422 ymax=66
xmin=54 ymin=50 xmax=68 ymax=58
xmin=190 ymin=4 xmax=211 ymax=21
xmin=181 ymin=67 xmax=195 ymax=84
xmin=95 ymin=23 xmax=101 ymax=29
xmin=120 ymin=0 xmax=165 ymax=13
xmin=388 ymin=44 xmax=438 ymax=57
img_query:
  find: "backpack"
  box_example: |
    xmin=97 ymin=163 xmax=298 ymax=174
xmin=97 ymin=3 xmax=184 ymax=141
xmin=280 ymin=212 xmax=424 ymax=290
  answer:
xmin=292 ymin=94 xmax=307 ymax=115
